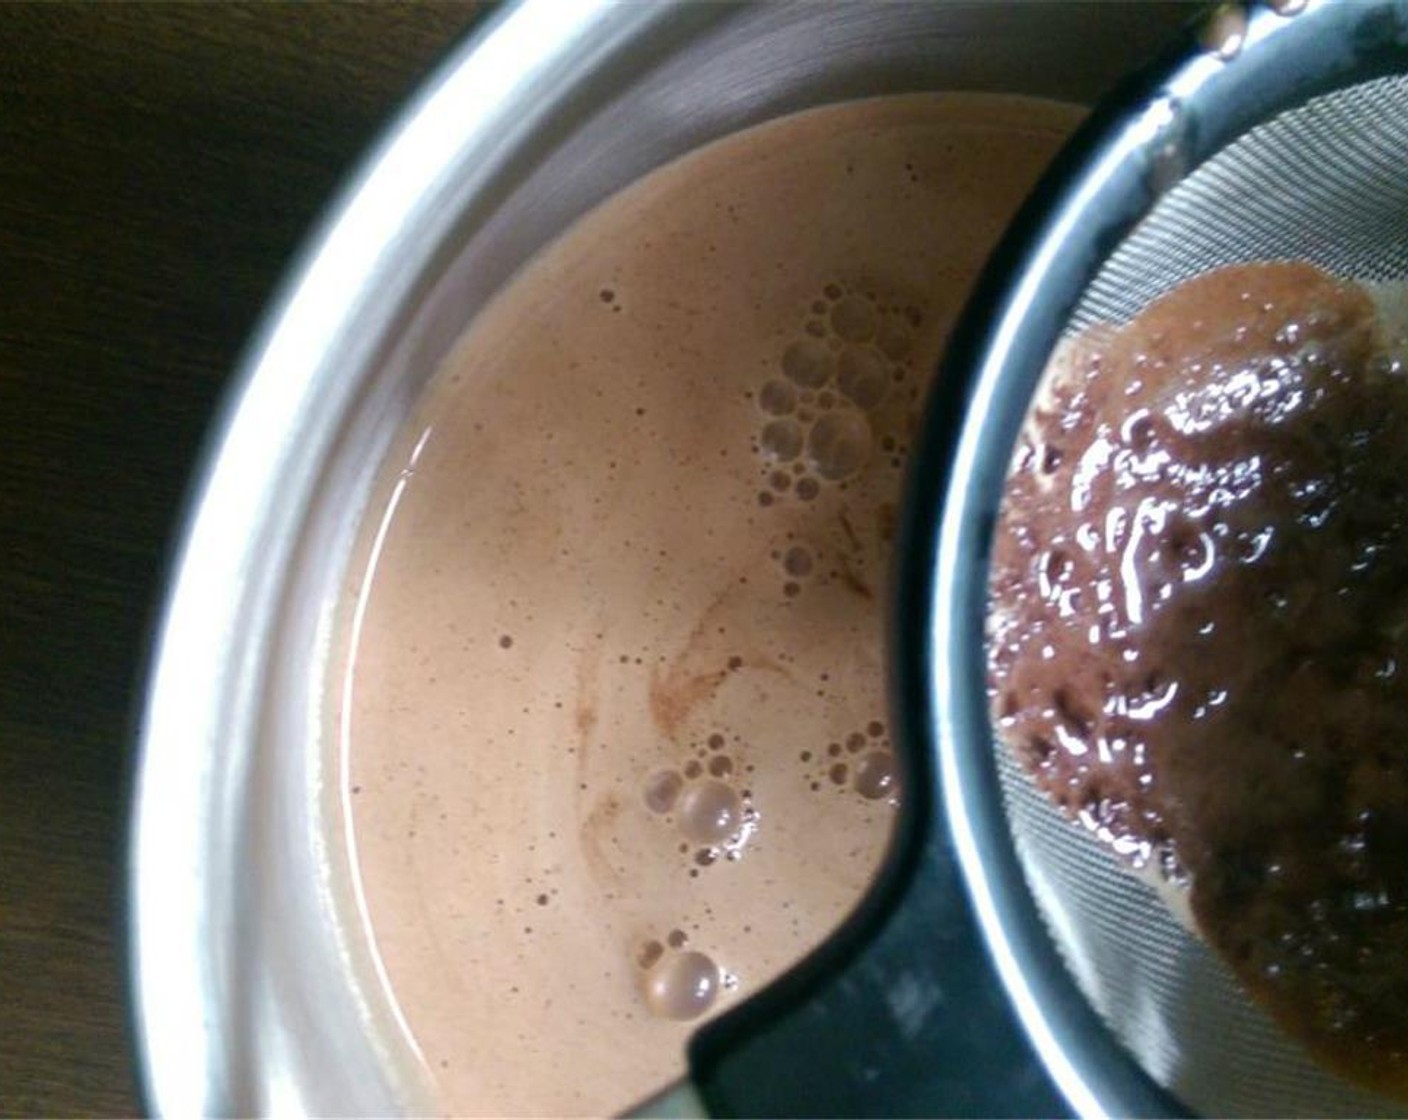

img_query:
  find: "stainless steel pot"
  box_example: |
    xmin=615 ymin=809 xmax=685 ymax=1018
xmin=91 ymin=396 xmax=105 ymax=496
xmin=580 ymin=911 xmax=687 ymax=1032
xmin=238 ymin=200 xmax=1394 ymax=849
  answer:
xmin=129 ymin=3 xmax=1191 ymax=1114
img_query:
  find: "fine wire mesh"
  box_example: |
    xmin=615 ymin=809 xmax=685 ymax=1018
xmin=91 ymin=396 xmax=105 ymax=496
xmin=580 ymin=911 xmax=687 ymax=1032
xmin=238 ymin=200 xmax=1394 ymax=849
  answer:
xmin=997 ymin=74 xmax=1408 ymax=1117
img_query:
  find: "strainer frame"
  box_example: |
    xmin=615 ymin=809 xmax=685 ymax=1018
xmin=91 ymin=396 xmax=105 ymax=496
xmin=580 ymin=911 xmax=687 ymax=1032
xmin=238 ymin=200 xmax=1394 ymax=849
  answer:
xmin=901 ymin=0 xmax=1408 ymax=1116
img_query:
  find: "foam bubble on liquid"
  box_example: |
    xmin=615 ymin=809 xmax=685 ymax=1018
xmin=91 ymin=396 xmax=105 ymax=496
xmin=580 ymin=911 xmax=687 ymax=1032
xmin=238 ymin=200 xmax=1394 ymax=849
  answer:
xmin=854 ymin=750 xmax=898 ymax=801
xmin=1202 ymin=4 xmax=1248 ymax=60
xmin=838 ymin=347 xmax=889 ymax=409
xmin=782 ymin=339 xmax=834 ymax=388
xmin=644 ymin=769 xmax=684 ymax=814
xmin=831 ymin=293 xmax=879 ymax=342
xmin=760 ymin=419 xmax=804 ymax=462
xmin=783 ymin=546 xmax=813 ymax=577
xmin=876 ymin=317 xmax=913 ymax=360
xmin=642 ymin=949 xmax=720 ymax=1020
xmin=758 ymin=379 xmax=798 ymax=416
xmin=807 ymin=409 xmax=873 ymax=481
xmin=676 ymin=779 xmax=743 ymax=845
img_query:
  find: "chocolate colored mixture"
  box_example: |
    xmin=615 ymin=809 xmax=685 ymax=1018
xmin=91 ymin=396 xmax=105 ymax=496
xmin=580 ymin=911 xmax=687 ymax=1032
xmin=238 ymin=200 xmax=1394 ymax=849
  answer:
xmin=988 ymin=261 xmax=1408 ymax=1097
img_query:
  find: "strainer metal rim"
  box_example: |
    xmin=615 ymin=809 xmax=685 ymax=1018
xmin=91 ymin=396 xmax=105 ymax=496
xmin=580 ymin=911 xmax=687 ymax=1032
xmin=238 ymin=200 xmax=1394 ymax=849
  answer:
xmin=902 ymin=0 xmax=1408 ymax=1116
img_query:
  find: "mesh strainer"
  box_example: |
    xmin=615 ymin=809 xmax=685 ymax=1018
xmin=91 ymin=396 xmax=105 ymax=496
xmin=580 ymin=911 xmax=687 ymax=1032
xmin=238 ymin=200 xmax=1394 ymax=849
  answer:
xmin=927 ymin=0 xmax=1408 ymax=1115
xmin=999 ymin=58 xmax=1408 ymax=1114
xmin=677 ymin=2 xmax=1408 ymax=1117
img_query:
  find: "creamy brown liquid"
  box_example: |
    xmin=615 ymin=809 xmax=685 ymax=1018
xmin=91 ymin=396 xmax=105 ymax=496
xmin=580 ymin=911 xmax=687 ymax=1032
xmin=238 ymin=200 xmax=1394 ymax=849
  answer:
xmin=338 ymin=93 xmax=1082 ymax=1116
xmin=990 ymin=261 xmax=1408 ymax=1099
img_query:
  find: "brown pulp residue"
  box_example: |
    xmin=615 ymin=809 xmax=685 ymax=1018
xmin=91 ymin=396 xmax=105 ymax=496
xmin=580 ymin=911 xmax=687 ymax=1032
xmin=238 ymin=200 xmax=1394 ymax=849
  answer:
xmin=989 ymin=261 xmax=1408 ymax=1098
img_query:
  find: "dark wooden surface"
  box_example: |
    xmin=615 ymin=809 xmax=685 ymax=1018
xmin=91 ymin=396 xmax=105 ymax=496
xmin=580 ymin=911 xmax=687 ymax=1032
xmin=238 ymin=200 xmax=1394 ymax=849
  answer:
xmin=0 ymin=5 xmax=488 ymax=1114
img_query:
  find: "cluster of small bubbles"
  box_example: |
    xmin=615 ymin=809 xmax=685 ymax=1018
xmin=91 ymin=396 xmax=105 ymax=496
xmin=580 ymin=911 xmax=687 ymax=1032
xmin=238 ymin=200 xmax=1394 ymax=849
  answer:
xmin=770 ymin=542 xmax=819 ymax=600
xmin=640 ymin=947 xmax=721 ymax=1021
xmin=642 ymin=731 xmax=759 ymax=867
xmin=752 ymin=282 xmax=926 ymax=506
xmin=796 ymin=720 xmax=901 ymax=806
